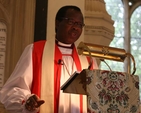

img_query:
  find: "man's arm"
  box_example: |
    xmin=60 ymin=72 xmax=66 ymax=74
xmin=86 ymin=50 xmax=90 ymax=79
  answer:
xmin=0 ymin=44 xmax=38 ymax=113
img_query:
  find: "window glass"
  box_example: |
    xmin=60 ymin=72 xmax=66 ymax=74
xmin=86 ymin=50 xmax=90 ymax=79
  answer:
xmin=101 ymin=0 xmax=124 ymax=72
xmin=130 ymin=6 xmax=141 ymax=101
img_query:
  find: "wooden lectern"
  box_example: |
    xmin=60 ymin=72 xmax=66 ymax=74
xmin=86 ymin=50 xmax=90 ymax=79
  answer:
xmin=61 ymin=42 xmax=140 ymax=113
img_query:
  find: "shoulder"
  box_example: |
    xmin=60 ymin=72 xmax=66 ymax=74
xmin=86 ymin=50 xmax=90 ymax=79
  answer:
xmin=33 ymin=40 xmax=46 ymax=46
xmin=33 ymin=40 xmax=46 ymax=48
xmin=33 ymin=40 xmax=47 ymax=53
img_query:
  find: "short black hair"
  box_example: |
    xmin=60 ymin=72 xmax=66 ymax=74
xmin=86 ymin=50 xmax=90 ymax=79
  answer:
xmin=55 ymin=5 xmax=82 ymax=21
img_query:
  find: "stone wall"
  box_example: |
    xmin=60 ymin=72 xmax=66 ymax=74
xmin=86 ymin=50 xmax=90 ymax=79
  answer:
xmin=0 ymin=0 xmax=35 ymax=112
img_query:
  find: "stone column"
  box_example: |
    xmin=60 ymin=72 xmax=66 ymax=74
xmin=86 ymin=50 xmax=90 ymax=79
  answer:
xmin=4 ymin=0 xmax=35 ymax=82
xmin=122 ymin=0 xmax=131 ymax=74
xmin=84 ymin=0 xmax=114 ymax=46
xmin=0 ymin=0 xmax=35 ymax=112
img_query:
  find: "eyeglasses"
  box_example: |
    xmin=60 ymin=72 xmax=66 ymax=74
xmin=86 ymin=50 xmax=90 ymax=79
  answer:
xmin=61 ymin=17 xmax=85 ymax=28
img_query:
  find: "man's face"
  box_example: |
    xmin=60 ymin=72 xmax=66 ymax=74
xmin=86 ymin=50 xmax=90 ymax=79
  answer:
xmin=56 ymin=9 xmax=84 ymax=44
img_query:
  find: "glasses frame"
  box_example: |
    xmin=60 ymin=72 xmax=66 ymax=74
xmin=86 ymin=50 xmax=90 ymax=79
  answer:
xmin=61 ymin=17 xmax=85 ymax=28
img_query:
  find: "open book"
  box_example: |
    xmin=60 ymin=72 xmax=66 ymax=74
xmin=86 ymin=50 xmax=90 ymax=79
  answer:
xmin=61 ymin=70 xmax=87 ymax=95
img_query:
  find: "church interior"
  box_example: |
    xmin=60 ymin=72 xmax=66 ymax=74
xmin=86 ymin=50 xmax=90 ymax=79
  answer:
xmin=0 ymin=0 xmax=141 ymax=112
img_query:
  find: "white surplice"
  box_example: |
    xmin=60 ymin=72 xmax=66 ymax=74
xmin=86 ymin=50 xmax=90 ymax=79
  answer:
xmin=0 ymin=40 xmax=98 ymax=113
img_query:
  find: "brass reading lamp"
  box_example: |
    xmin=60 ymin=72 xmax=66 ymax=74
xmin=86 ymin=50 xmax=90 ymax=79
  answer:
xmin=77 ymin=41 xmax=136 ymax=75
xmin=61 ymin=42 xmax=139 ymax=113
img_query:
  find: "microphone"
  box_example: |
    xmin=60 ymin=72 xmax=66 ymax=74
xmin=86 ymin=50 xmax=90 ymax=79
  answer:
xmin=58 ymin=59 xmax=64 ymax=65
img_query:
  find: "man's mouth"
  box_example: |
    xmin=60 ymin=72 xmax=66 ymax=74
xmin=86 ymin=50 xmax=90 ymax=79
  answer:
xmin=71 ymin=32 xmax=77 ymax=37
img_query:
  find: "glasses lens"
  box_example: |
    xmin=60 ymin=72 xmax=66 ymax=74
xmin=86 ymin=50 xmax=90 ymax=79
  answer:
xmin=67 ymin=19 xmax=75 ymax=25
xmin=62 ymin=18 xmax=85 ymax=28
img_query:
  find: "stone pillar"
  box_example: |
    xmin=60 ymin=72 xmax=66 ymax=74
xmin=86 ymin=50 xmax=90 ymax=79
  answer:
xmin=4 ymin=0 xmax=35 ymax=83
xmin=122 ymin=0 xmax=131 ymax=74
xmin=84 ymin=0 xmax=114 ymax=46
xmin=0 ymin=0 xmax=36 ymax=112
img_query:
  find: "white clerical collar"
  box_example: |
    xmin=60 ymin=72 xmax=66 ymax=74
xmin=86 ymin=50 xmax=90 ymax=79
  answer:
xmin=58 ymin=41 xmax=72 ymax=47
xmin=55 ymin=39 xmax=73 ymax=49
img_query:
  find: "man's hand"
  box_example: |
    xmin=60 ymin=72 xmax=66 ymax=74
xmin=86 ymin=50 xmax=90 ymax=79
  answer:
xmin=25 ymin=95 xmax=45 ymax=111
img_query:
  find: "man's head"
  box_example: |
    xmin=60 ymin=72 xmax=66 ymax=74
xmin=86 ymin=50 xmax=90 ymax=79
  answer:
xmin=55 ymin=5 xmax=85 ymax=44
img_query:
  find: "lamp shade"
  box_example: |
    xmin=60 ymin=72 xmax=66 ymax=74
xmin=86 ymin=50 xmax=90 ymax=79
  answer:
xmin=77 ymin=42 xmax=136 ymax=75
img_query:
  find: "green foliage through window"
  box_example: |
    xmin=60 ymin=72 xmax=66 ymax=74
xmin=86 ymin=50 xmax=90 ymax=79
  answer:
xmin=102 ymin=0 xmax=141 ymax=101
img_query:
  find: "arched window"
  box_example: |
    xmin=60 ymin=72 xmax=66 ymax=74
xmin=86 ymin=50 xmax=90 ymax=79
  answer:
xmin=103 ymin=0 xmax=141 ymax=102
xmin=131 ymin=6 xmax=141 ymax=101
xmin=101 ymin=0 xmax=124 ymax=72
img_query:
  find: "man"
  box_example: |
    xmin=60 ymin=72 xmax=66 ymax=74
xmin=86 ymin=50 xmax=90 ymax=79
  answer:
xmin=0 ymin=5 xmax=98 ymax=113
